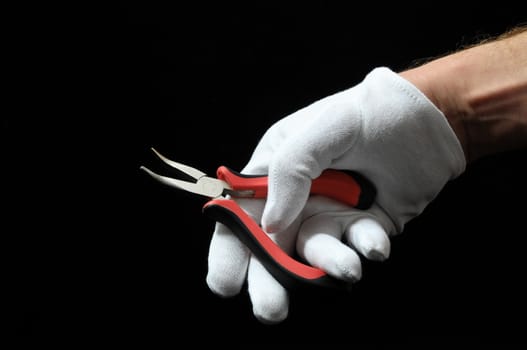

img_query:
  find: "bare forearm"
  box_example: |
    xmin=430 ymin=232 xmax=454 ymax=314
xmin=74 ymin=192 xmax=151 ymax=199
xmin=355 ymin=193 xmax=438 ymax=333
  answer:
xmin=400 ymin=26 xmax=527 ymax=163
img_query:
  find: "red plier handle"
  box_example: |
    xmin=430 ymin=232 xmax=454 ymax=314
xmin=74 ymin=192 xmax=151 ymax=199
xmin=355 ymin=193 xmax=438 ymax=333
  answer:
xmin=215 ymin=166 xmax=375 ymax=209
xmin=203 ymin=166 xmax=376 ymax=289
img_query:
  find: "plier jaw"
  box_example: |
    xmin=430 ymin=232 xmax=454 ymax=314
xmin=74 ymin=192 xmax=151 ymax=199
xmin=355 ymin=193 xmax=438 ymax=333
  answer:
xmin=140 ymin=148 xmax=237 ymax=198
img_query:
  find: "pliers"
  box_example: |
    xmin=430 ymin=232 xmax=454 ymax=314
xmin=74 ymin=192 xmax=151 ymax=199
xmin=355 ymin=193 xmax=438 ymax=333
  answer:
xmin=140 ymin=148 xmax=376 ymax=289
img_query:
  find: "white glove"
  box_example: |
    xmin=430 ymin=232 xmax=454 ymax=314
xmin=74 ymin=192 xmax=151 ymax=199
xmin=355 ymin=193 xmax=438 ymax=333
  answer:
xmin=206 ymin=67 xmax=466 ymax=324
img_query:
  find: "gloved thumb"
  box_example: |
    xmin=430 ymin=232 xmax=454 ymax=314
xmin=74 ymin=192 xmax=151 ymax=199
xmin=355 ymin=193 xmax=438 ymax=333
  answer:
xmin=261 ymin=108 xmax=361 ymax=233
xmin=261 ymin=162 xmax=313 ymax=233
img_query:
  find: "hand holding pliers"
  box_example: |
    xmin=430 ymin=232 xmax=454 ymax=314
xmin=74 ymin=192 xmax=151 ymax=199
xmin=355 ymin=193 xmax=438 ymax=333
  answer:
xmin=140 ymin=148 xmax=376 ymax=289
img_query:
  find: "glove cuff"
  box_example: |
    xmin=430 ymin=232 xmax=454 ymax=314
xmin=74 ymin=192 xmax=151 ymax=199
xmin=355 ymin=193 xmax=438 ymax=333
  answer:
xmin=371 ymin=67 xmax=466 ymax=177
xmin=355 ymin=67 xmax=467 ymax=232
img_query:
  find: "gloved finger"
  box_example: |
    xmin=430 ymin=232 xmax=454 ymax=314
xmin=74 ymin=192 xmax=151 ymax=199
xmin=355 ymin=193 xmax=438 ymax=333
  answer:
xmin=344 ymin=214 xmax=391 ymax=261
xmin=206 ymin=222 xmax=251 ymax=297
xmin=262 ymin=107 xmax=362 ymax=233
xmin=206 ymin=198 xmax=266 ymax=297
xmin=296 ymin=213 xmax=362 ymax=282
xmin=245 ymin=214 xmax=303 ymax=324
xmin=247 ymin=256 xmax=289 ymax=324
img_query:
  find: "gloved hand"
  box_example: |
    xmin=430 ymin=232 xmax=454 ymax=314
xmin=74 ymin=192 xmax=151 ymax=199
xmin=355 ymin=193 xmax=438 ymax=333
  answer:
xmin=206 ymin=67 xmax=466 ymax=324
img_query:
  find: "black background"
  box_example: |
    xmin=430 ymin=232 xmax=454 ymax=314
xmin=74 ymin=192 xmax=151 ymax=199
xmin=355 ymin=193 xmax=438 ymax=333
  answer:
xmin=13 ymin=1 xmax=527 ymax=346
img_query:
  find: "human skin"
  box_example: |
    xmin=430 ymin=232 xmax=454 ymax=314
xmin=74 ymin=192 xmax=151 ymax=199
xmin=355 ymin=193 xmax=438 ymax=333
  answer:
xmin=400 ymin=26 xmax=527 ymax=162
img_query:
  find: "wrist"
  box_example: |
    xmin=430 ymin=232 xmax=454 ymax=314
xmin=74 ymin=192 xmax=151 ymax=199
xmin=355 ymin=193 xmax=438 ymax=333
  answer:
xmin=399 ymin=62 xmax=470 ymax=161
xmin=400 ymin=29 xmax=527 ymax=163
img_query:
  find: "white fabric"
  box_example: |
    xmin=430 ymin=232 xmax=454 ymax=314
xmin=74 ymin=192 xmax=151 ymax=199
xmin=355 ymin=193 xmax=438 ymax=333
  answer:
xmin=206 ymin=67 xmax=466 ymax=324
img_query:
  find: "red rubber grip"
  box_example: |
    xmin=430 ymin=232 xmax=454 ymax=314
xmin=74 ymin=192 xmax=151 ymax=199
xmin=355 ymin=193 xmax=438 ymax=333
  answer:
xmin=216 ymin=166 xmax=375 ymax=209
xmin=216 ymin=166 xmax=269 ymax=198
xmin=203 ymin=198 xmax=345 ymax=289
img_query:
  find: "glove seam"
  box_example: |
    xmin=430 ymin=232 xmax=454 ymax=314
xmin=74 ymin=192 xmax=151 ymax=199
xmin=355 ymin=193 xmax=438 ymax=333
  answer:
xmin=352 ymin=104 xmax=365 ymax=156
xmin=335 ymin=101 xmax=364 ymax=165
